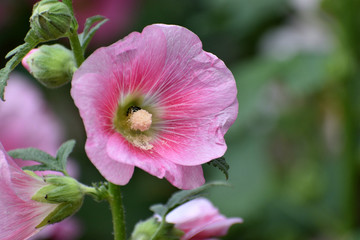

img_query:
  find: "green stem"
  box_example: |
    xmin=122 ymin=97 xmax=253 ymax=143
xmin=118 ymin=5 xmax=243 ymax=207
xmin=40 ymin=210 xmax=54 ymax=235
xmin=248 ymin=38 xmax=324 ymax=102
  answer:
xmin=339 ymin=74 xmax=359 ymax=230
xmin=62 ymin=0 xmax=84 ymax=67
xmin=150 ymin=217 xmax=166 ymax=240
xmin=68 ymin=32 xmax=84 ymax=67
xmin=108 ymin=182 xmax=126 ymax=240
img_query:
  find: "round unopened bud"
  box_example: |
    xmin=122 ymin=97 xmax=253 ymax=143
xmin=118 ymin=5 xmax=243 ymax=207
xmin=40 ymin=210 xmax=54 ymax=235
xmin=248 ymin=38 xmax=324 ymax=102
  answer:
xmin=30 ymin=0 xmax=72 ymax=41
xmin=22 ymin=44 xmax=76 ymax=88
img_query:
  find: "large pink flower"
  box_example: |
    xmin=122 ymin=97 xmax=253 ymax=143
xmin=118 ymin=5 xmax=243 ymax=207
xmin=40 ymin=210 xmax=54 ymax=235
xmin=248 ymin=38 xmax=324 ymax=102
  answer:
xmin=0 ymin=143 xmax=59 ymax=240
xmin=71 ymin=24 xmax=238 ymax=189
xmin=166 ymin=198 xmax=243 ymax=240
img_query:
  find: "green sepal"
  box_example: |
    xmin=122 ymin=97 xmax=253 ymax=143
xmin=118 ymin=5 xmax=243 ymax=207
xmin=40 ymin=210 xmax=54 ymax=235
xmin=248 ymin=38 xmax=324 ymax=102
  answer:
xmin=35 ymin=199 xmax=83 ymax=228
xmin=32 ymin=176 xmax=83 ymax=204
xmin=207 ymin=156 xmax=229 ymax=180
xmin=24 ymin=170 xmax=44 ymax=180
xmin=150 ymin=181 xmax=229 ymax=218
xmin=130 ymin=218 xmax=183 ymax=240
xmin=8 ymin=139 xmax=76 ymax=175
xmin=78 ymin=15 xmax=108 ymax=52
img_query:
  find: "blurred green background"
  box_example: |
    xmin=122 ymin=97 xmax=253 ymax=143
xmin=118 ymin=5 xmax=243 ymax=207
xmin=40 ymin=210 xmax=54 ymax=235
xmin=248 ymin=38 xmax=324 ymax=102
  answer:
xmin=1 ymin=0 xmax=360 ymax=239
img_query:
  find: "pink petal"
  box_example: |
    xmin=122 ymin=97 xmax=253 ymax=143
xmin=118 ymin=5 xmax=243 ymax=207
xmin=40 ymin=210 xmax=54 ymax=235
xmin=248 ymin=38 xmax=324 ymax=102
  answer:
xmin=163 ymin=164 xmax=205 ymax=190
xmin=107 ymin=133 xmax=204 ymax=189
xmin=191 ymin=217 xmax=243 ymax=239
xmin=21 ymin=49 xmax=38 ymax=72
xmin=166 ymin=198 xmax=242 ymax=240
xmin=0 ymin=144 xmax=58 ymax=240
xmin=86 ymin=134 xmax=134 ymax=185
xmin=166 ymin=198 xmax=220 ymax=229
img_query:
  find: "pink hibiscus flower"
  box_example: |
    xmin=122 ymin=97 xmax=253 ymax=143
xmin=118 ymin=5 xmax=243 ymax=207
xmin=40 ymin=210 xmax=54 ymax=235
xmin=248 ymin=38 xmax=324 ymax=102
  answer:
xmin=0 ymin=143 xmax=59 ymax=240
xmin=71 ymin=24 xmax=238 ymax=189
xmin=166 ymin=198 xmax=243 ymax=240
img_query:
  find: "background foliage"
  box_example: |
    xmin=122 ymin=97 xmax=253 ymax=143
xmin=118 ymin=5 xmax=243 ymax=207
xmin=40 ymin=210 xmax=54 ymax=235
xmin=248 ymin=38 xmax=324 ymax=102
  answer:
xmin=1 ymin=0 xmax=360 ymax=239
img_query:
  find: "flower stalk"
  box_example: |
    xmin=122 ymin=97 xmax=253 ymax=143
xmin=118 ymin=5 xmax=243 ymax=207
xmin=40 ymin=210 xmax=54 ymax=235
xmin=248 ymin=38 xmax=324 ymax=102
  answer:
xmin=62 ymin=0 xmax=84 ymax=67
xmin=68 ymin=32 xmax=84 ymax=67
xmin=108 ymin=182 xmax=126 ymax=240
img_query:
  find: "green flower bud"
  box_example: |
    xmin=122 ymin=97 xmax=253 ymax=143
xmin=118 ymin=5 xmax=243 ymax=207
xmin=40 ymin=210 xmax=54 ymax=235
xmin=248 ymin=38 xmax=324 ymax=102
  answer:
xmin=31 ymin=175 xmax=84 ymax=228
xmin=22 ymin=44 xmax=76 ymax=88
xmin=30 ymin=0 xmax=72 ymax=41
xmin=130 ymin=218 xmax=184 ymax=240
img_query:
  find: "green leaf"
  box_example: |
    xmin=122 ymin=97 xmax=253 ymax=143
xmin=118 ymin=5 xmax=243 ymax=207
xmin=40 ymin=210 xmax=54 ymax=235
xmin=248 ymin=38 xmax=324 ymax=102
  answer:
xmin=150 ymin=181 xmax=228 ymax=218
xmin=8 ymin=140 xmax=76 ymax=175
xmin=79 ymin=15 xmax=108 ymax=52
xmin=207 ymin=157 xmax=229 ymax=180
xmin=8 ymin=147 xmax=58 ymax=171
xmin=56 ymin=139 xmax=76 ymax=175
xmin=0 ymin=30 xmax=39 ymax=101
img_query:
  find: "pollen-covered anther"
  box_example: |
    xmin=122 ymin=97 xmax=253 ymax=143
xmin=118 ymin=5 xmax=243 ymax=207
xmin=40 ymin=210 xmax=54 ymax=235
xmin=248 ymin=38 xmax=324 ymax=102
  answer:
xmin=128 ymin=109 xmax=152 ymax=131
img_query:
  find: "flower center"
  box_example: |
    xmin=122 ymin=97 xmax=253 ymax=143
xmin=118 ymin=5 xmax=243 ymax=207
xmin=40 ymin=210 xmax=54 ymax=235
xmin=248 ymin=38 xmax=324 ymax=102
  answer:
xmin=113 ymin=99 xmax=157 ymax=151
xmin=127 ymin=106 xmax=152 ymax=132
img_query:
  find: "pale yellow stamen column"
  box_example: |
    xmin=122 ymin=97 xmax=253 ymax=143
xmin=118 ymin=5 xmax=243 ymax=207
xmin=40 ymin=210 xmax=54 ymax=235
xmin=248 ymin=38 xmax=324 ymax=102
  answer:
xmin=128 ymin=109 xmax=152 ymax=132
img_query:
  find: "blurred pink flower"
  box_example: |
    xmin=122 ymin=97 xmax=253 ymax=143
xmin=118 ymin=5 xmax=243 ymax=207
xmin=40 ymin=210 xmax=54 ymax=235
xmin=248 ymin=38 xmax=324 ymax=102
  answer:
xmin=0 ymin=73 xmax=62 ymax=156
xmin=0 ymin=143 xmax=59 ymax=240
xmin=71 ymin=24 xmax=238 ymax=189
xmin=165 ymin=198 xmax=243 ymax=240
xmin=29 ymin=218 xmax=82 ymax=240
xmin=73 ymin=0 xmax=137 ymax=46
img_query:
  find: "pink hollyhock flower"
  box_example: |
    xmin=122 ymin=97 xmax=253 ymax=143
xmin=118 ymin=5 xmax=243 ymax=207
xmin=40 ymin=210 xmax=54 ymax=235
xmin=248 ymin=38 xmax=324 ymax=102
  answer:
xmin=166 ymin=198 xmax=243 ymax=240
xmin=71 ymin=24 xmax=238 ymax=189
xmin=0 ymin=143 xmax=59 ymax=240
